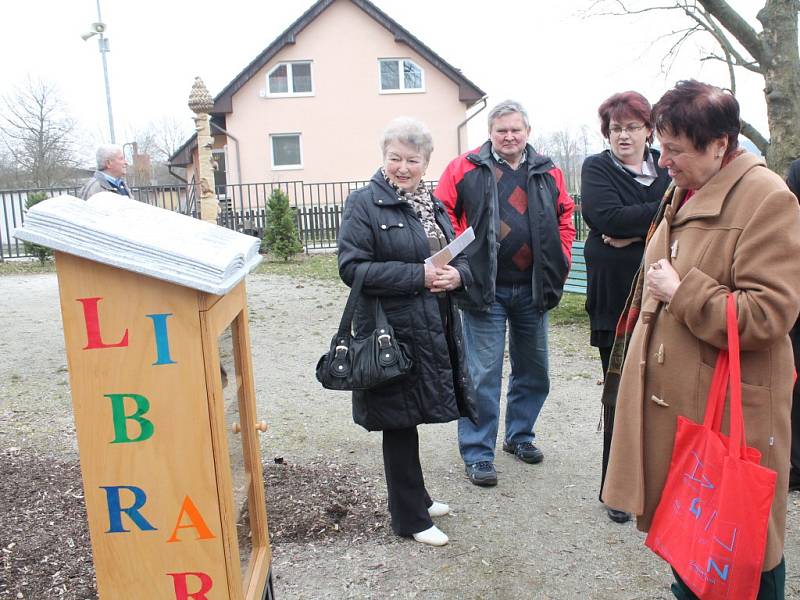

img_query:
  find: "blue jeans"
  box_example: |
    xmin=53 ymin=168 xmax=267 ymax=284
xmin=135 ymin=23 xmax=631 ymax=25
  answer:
xmin=458 ymin=283 xmax=550 ymax=465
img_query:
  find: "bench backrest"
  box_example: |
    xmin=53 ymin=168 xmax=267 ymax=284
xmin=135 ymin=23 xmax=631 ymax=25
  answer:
xmin=564 ymin=240 xmax=586 ymax=295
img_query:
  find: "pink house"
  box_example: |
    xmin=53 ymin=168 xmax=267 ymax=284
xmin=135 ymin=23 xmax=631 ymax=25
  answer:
xmin=169 ymin=0 xmax=485 ymax=194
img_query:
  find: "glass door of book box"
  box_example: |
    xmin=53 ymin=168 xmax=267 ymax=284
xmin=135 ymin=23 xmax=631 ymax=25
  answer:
xmin=206 ymin=295 xmax=271 ymax=600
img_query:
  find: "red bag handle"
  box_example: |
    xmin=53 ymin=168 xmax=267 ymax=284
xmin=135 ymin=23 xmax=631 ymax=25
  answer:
xmin=700 ymin=294 xmax=746 ymax=458
xmin=702 ymin=349 xmax=729 ymax=431
xmin=726 ymin=293 xmax=746 ymax=459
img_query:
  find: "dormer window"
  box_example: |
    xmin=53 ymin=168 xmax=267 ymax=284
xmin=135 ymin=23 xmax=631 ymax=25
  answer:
xmin=379 ymin=58 xmax=424 ymax=93
xmin=267 ymin=62 xmax=313 ymax=96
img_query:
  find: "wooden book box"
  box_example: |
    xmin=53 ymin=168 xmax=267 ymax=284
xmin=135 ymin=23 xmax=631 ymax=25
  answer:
xmin=54 ymin=251 xmax=273 ymax=599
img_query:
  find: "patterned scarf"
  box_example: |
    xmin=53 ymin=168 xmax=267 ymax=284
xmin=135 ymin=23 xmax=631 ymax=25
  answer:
xmin=601 ymin=182 xmax=677 ymax=408
xmin=381 ymin=168 xmax=447 ymax=251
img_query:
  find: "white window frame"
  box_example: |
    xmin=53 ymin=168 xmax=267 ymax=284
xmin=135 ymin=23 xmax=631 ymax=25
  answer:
xmin=270 ymin=133 xmax=303 ymax=170
xmin=265 ymin=61 xmax=314 ymax=97
xmin=378 ymin=58 xmax=425 ymax=94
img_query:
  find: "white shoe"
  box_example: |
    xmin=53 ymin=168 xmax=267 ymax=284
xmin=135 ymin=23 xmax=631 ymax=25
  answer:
xmin=428 ymin=501 xmax=450 ymax=518
xmin=412 ymin=525 xmax=449 ymax=546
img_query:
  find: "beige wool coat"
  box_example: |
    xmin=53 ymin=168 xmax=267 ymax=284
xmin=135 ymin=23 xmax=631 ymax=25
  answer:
xmin=602 ymin=153 xmax=800 ymax=570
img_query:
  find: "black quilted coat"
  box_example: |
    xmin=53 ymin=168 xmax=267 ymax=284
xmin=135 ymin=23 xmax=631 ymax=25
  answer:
xmin=337 ymin=170 xmax=478 ymax=431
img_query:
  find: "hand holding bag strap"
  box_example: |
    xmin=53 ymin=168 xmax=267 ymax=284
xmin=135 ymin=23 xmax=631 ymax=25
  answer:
xmin=726 ymin=293 xmax=747 ymax=459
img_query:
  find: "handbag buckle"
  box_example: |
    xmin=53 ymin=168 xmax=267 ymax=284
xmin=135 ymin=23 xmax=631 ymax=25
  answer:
xmin=377 ymin=334 xmax=392 ymax=348
xmin=334 ymin=345 xmax=349 ymax=358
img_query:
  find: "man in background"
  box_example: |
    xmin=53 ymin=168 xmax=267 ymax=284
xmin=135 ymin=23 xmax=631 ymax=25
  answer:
xmin=435 ymin=100 xmax=575 ymax=487
xmin=79 ymin=144 xmax=130 ymax=200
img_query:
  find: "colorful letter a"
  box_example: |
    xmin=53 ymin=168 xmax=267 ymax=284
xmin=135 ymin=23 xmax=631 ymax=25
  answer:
xmin=167 ymin=496 xmax=216 ymax=543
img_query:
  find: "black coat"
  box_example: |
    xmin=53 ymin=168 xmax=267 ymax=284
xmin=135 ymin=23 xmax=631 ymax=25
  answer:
xmin=337 ymin=171 xmax=477 ymax=431
xmin=580 ymin=149 xmax=670 ymax=338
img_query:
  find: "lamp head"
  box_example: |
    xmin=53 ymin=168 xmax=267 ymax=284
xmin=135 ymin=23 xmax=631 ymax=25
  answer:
xmin=81 ymin=22 xmax=106 ymax=41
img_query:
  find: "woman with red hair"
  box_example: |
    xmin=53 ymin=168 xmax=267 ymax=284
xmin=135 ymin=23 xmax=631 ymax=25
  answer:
xmin=581 ymin=91 xmax=670 ymax=523
xmin=603 ymin=80 xmax=800 ymax=597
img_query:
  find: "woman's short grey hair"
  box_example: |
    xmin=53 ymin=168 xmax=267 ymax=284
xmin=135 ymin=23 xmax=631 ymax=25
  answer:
xmin=380 ymin=117 xmax=434 ymax=164
xmin=96 ymin=144 xmax=123 ymax=170
xmin=488 ymin=100 xmax=530 ymax=131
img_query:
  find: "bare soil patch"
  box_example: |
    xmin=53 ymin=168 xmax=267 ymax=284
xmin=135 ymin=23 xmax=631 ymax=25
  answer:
xmin=0 ymin=450 xmax=392 ymax=599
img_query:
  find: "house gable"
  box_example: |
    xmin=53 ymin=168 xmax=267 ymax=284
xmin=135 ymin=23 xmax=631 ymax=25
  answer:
xmin=213 ymin=0 xmax=484 ymax=113
xmin=170 ymin=0 xmax=486 ymax=184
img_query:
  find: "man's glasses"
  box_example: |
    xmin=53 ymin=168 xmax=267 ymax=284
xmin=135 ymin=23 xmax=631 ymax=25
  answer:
xmin=609 ymin=124 xmax=646 ymax=135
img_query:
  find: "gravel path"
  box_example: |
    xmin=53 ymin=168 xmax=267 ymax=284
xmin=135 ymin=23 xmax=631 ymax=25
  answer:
xmin=1 ymin=271 xmax=799 ymax=599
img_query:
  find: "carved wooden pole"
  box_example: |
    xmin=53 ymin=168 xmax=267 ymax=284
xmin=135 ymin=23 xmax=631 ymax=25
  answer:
xmin=188 ymin=77 xmax=218 ymax=224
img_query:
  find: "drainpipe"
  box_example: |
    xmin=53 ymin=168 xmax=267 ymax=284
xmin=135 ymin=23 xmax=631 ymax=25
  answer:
xmin=210 ymin=121 xmax=243 ymax=185
xmin=457 ymin=97 xmax=488 ymax=154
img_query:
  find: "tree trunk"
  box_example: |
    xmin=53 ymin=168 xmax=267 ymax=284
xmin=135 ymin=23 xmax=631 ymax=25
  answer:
xmin=757 ymin=0 xmax=800 ymax=175
xmin=697 ymin=0 xmax=799 ymax=175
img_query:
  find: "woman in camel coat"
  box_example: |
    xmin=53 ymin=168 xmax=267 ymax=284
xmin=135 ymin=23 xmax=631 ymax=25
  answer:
xmin=602 ymin=80 xmax=800 ymax=597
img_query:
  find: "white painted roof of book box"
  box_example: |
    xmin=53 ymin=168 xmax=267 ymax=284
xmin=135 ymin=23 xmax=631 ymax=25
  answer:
xmin=14 ymin=193 xmax=262 ymax=295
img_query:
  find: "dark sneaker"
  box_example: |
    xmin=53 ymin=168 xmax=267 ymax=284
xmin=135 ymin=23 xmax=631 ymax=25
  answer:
xmin=502 ymin=440 xmax=544 ymax=464
xmin=465 ymin=461 xmax=497 ymax=486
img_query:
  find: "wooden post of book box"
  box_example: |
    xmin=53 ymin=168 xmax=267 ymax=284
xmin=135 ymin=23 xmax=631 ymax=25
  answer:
xmin=54 ymin=251 xmax=273 ymax=600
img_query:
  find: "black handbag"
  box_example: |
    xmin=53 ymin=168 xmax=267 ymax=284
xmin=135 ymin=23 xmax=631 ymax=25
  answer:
xmin=316 ymin=266 xmax=413 ymax=391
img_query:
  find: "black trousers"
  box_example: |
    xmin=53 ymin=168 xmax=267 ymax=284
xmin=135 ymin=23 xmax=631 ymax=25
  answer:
xmin=671 ymin=558 xmax=785 ymax=599
xmin=599 ymin=345 xmax=614 ymax=501
xmin=382 ymin=426 xmax=433 ymax=536
xmin=790 ymin=323 xmax=800 ymax=484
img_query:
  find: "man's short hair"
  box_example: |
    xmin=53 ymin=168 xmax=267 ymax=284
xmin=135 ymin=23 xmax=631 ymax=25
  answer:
xmin=487 ymin=100 xmax=530 ymax=131
xmin=96 ymin=144 xmax=124 ymax=171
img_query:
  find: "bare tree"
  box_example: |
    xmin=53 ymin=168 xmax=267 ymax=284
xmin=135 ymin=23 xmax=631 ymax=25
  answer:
xmin=0 ymin=78 xmax=80 ymax=187
xmin=125 ymin=116 xmax=192 ymax=186
xmin=591 ymin=0 xmax=800 ymax=175
xmin=128 ymin=116 xmax=191 ymax=163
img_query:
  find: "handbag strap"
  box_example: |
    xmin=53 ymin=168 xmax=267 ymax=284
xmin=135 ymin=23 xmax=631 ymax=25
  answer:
xmin=335 ymin=265 xmax=391 ymax=341
xmin=336 ymin=265 xmax=368 ymax=340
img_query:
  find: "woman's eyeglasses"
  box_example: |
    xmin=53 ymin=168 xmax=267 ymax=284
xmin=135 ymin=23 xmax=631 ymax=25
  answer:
xmin=609 ymin=124 xmax=646 ymax=135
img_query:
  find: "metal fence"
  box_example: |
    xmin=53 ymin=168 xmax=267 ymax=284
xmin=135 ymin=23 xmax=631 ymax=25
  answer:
xmin=1 ymin=181 xmax=586 ymax=260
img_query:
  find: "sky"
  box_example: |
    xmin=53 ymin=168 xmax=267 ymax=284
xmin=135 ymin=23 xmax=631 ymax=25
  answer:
xmin=1 ymin=0 xmax=772 ymax=166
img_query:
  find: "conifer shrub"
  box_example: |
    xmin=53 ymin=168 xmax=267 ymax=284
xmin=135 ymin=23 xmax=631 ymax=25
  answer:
xmin=23 ymin=193 xmax=53 ymax=265
xmin=260 ymin=188 xmax=303 ymax=261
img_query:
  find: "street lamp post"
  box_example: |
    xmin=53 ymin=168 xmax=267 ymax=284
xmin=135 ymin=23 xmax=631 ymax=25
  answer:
xmin=82 ymin=0 xmax=115 ymax=143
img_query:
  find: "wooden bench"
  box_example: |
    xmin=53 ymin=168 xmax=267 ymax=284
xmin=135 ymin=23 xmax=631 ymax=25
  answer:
xmin=564 ymin=240 xmax=587 ymax=295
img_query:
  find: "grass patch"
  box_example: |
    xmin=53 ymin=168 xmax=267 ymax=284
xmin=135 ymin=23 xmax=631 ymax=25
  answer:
xmin=254 ymin=252 xmax=339 ymax=281
xmin=0 ymin=259 xmax=56 ymax=275
xmin=550 ymin=292 xmax=588 ymax=327
xmin=253 ymin=254 xmax=589 ymax=329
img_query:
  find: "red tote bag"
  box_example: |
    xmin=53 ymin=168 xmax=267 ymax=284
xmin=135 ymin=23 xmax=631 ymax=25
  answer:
xmin=645 ymin=294 xmax=777 ymax=600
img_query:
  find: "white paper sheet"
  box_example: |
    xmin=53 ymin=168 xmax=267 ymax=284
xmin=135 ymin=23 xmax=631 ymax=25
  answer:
xmin=424 ymin=226 xmax=475 ymax=269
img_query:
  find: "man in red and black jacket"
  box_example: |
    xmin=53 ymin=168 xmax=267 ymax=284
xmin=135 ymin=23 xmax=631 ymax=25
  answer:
xmin=435 ymin=100 xmax=575 ymax=487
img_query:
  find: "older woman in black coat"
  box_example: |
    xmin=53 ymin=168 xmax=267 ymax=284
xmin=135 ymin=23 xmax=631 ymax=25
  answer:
xmin=337 ymin=117 xmax=476 ymax=546
xmin=580 ymin=91 xmax=670 ymax=523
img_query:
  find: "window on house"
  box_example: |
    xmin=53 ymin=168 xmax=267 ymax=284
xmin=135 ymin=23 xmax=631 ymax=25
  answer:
xmin=379 ymin=59 xmax=424 ymax=92
xmin=267 ymin=62 xmax=313 ymax=96
xmin=270 ymin=134 xmax=302 ymax=169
